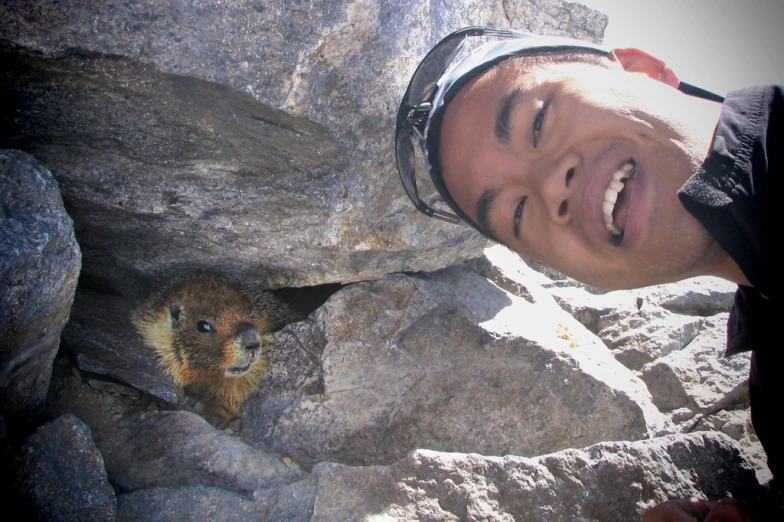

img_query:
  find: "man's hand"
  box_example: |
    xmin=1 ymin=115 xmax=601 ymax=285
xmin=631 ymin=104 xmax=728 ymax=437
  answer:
xmin=642 ymin=498 xmax=754 ymax=522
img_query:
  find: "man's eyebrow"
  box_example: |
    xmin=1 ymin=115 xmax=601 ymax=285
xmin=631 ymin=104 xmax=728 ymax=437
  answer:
xmin=495 ymin=87 xmax=525 ymax=144
xmin=476 ymin=187 xmax=500 ymax=240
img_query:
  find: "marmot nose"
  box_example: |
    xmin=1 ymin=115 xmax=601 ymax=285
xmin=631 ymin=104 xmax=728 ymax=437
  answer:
xmin=238 ymin=327 xmax=261 ymax=352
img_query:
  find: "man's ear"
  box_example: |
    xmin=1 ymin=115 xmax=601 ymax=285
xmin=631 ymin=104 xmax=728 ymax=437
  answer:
xmin=609 ymin=48 xmax=680 ymax=88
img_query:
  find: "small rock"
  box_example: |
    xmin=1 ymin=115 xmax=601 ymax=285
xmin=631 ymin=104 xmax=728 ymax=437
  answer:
xmin=641 ymin=315 xmax=750 ymax=413
xmin=88 ymin=379 xmax=142 ymax=398
xmin=0 ymin=150 xmax=81 ymax=424
xmin=103 ymin=411 xmax=302 ymax=494
xmin=117 ymin=485 xmax=267 ymax=521
xmin=12 ymin=414 xmax=116 ymax=521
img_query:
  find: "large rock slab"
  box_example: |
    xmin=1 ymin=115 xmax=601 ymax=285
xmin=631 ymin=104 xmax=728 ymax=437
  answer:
xmin=97 ymin=410 xmax=302 ymax=495
xmin=44 ymin=367 xmax=302 ymax=496
xmin=12 ymin=413 xmax=116 ymax=522
xmin=61 ymin=289 xmax=178 ymax=404
xmin=0 ymin=0 xmax=605 ymax=290
xmin=640 ymin=314 xmax=750 ymax=414
xmin=543 ymin=275 xmax=736 ymax=371
xmin=0 ymin=149 xmax=81 ymax=424
xmin=472 ymin=246 xmax=769 ymax=479
xmin=241 ymin=268 xmax=668 ymax=468
xmin=117 ymin=485 xmax=268 ymax=522
xmin=270 ymin=432 xmax=761 ymax=522
xmin=590 ymin=306 xmax=706 ymax=371
xmin=635 ymin=277 xmax=736 ymax=316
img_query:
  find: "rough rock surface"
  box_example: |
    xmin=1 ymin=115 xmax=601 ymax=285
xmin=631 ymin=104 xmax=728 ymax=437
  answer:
xmin=61 ymin=289 xmax=180 ymax=404
xmin=44 ymin=370 xmax=302 ymax=496
xmin=479 ymin=246 xmax=768 ymax=479
xmin=116 ymin=485 xmax=269 ymax=522
xmin=12 ymin=413 xmax=116 ymax=521
xmin=545 ymin=278 xmax=736 ymax=371
xmin=241 ymin=268 xmax=667 ymax=468
xmin=0 ymin=0 xmax=604 ymax=291
xmin=272 ymin=433 xmax=760 ymax=522
xmin=33 ymin=245 xmax=775 ymax=520
xmin=105 ymin=410 xmax=303 ymax=494
xmin=0 ymin=150 xmax=81 ymax=425
xmin=640 ymin=314 xmax=750 ymax=415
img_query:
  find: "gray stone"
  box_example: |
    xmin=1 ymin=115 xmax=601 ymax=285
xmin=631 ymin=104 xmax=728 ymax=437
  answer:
xmin=87 ymin=379 xmax=142 ymax=398
xmin=47 ymin=329 xmax=306 ymax=495
xmin=242 ymin=269 xmax=667 ymax=468
xmin=692 ymin=409 xmax=770 ymax=483
xmin=0 ymin=0 xmax=605 ymax=292
xmin=45 ymin=362 xmax=156 ymax=457
xmin=595 ymin=306 xmax=705 ymax=371
xmin=263 ymin=477 xmax=318 ymax=522
xmin=61 ymin=289 xmax=179 ymax=404
xmin=636 ymin=277 xmax=736 ymax=317
xmin=640 ymin=314 xmax=750 ymax=413
xmin=504 ymin=0 xmax=607 ymax=39
xmin=116 ymin=485 xmax=267 ymax=522
xmin=544 ymin=279 xmax=728 ymax=371
xmin=547 ymin=276 xmax=736 ymax=325
xmin=537 ymin=269 xmax=736 ymax=372
xmin=0 ymin=149 xmax=81 ymax=424
xmin=272 ymin=432 xmax=760 ymax=522
xmin=462 ymin=245 xmax=545 ymax=303
xmin=12 ymin=413 xmax=116 ymax=522
xmin=238 ymin=318 xmax=326 ymax=414
xmin=101 ymin=410 xmax=302 ymax=494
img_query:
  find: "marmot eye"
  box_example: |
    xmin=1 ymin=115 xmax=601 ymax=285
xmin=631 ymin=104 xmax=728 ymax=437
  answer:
xmin=196 ymin=320 xmax=213 ymax=333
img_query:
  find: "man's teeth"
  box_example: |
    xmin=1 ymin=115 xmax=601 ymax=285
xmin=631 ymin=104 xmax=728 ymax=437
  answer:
xmin=602 ymin=161 xmax=635 ymax=236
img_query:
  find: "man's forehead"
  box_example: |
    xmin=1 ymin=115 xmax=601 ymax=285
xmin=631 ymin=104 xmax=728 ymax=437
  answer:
xmin=451 ymin=58 xmax=562 ymax=102
xmin=441 ymin=75 xmax=495 ymax=156
xmin=452 ymin=62 xmax=506 ymax=97
xmin=438 ymin=72 xmax=507 ymax=223
xmin=447 ymin=62 xmax=520 ymax=111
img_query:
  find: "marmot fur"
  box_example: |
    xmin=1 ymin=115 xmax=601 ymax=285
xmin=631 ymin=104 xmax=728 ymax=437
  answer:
xmin=132 ymin=273 xmax=299 ymax=425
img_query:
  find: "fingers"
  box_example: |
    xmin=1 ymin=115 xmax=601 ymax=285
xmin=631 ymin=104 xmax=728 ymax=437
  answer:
xmin=704 ymin=499 xmax=754 ymax=522
xmin=642 ymin=498 xmax=714 ymax=522
xmin=642 ymin=498 xmax=754 ymax=522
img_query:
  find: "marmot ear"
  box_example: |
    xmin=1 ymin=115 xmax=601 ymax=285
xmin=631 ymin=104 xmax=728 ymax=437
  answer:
xmin=169 ymin=298 xmax=182 ymax=324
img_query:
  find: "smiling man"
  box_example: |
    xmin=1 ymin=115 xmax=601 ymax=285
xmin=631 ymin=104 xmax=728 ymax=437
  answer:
xmin=396 ymin=27 xmax=781 ymax=521
xmin=436 ymin=49 xmax=744 ymax=290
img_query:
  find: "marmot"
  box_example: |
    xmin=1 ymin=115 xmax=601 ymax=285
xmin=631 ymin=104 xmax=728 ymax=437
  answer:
xmin=132 ymin=273 xmax=299 ymax=426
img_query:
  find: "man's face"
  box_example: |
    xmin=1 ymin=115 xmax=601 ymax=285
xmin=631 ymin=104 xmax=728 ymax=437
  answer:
xmin=438 ymin=56 xmax=722 ymax=289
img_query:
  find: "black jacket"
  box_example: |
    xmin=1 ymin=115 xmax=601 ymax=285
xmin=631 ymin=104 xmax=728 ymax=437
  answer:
xmin=680 ymin=85 xmax=782 ymax=306
xmin=679 ymin=85 xmax=783 ymax=480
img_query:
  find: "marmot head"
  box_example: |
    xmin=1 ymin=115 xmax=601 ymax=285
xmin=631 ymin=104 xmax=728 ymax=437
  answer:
xmin=162 ymin=279 xmax=273 ymax=382
xmin=132 ymin=272 xmax=300 ymax=425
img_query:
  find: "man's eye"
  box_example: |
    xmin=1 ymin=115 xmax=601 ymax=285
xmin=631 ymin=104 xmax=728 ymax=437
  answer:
xmin=533 ymin=103 xmax=547 ymax=147
xmin=513 ymin=196 xmax=527 ymax=238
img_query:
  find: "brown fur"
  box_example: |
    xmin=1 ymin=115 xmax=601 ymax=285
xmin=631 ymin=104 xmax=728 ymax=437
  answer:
xmin=132 ymin=273 xmax=299 ymax=425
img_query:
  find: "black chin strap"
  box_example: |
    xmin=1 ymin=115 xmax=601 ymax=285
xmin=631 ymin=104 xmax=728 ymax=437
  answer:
xmin=678 ymin=81 xmax=725 ymax=103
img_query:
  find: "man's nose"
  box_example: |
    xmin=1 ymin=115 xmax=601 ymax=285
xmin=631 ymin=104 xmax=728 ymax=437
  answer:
xmin=539 ymin=154 xmax=579 ymax=225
